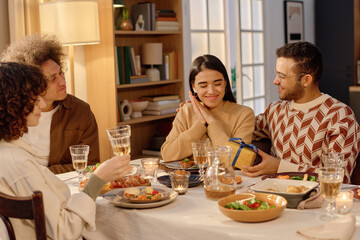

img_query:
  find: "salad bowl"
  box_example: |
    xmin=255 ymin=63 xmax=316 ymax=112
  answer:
xmin=218 ymin=193 xmax=287 ymax=222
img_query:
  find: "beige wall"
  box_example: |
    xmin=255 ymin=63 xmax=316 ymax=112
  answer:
xmin=0 ymin=0 xmax=10 ymax=53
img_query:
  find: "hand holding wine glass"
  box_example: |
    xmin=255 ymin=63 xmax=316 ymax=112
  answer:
xmin=106 ymin=125 xmax=131 ymax=156
xmin=69 ymin=145 xmax=90 ymax=186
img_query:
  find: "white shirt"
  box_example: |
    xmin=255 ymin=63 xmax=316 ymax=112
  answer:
xmin=22 ymin=105 xmax=59 ymax=166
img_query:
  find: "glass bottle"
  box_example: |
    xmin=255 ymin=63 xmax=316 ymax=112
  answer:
xmin=204 ymin=146 xmax=236 ymax=200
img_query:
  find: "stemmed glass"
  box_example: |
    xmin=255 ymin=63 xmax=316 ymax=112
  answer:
xmin=69 ymin=145 xmax=90 ymax=187
xmin=191 ymin=140 xmax=210 ymax=179
xmin=318 ymin=167 xmax=344 ymax=221
xmin=106 ymin=125 xmax=131 ymax=156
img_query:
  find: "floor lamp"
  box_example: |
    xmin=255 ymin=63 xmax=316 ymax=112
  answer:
xmin=39 ymin=0 xmax=100 ymax=95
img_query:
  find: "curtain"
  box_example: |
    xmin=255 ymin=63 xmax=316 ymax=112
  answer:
xmin=8 ymin=0 xmax=41 ymax=43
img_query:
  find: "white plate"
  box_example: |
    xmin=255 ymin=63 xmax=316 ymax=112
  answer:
xmin=103 ymin=186 xmax=178 ymax=209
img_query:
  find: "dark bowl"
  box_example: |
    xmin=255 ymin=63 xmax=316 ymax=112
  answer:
xmin=157 ymin=174 xmax=203 ymax=188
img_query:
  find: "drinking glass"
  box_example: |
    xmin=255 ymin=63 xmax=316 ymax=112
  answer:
xmin=106 ymin=125 xmax=131 ymax=156
xmin=140 ymin=158 xmax=159 ymax=182
xmin=318 ymin=167 xmax=344 ymax=221
xmin=69 ymin=145 xmax=90 ymax=187
xmin=191 ymin=140 xmax=210 ymax=179
xmin=322 ymin=152 xmax=344 ymax=168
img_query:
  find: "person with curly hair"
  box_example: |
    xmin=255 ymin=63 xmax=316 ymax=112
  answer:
xmin=0 ymin=33 xmax=100 ymax=174
xmin=0 ymin=62 xmax=133 ymax=240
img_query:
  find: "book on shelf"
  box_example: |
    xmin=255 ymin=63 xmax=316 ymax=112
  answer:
xmin=157 ymin=54 xmax=169 ymax=80
xmin=115 ymin=46 xmax=123 ymax=85
xmin=148 ymin=99 xmax=181 ymax=106
xmin=130 ymin=47 xmax=138 ymax=76
xmin=156 ymin=10 xmax=176 ymax=18
xmin=141 ymin=94 xmax=180 ymax=102
xmin=156 ymin=17 xmax=177 ymax=21
xmin=143 ymin=108 xmax=177 ymax=115
xmin=123 ymin=46 xmax=131 ymax=84
xmin=146 ymin=99 xmax=180 ymax=110
xmin=142 ymin=149 xmax=162 ymax=157
xmin=132 ymin=2 xmax=155 ymax=31
xmin=130 ymin=75 xmax=149 ymax=84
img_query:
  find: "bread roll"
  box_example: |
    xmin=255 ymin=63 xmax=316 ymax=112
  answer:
xmin=124 ymin=187 xmax=140 ymax=197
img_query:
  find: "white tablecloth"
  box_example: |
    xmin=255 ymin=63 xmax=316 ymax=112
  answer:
xmin=57 ymin=160 xmax=360 ymax=240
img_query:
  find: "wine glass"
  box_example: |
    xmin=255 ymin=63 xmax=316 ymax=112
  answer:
xmin=322 ymin=152 xmax=344 ymax=168
xmin=191 ymin=140 xmax=210 ymax=179
xmin=69 ymin=145 xmax=90 ymax=187
xmin=106 ymin=125 xmax=131 ymax=156
xmin=318 ymin=167 xmax=344 ymax=221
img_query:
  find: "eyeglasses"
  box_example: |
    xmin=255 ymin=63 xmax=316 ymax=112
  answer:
xmin=274 ymin=68 xmax=307 ymax=82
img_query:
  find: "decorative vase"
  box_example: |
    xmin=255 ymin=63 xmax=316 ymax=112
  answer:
xmin=120 ymin=20 xmax=133 ymax=30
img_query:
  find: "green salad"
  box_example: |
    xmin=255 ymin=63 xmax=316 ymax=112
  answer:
xmin=225 ymin=198 xmax=276 ymax=210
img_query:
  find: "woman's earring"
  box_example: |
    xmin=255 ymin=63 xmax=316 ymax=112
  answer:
xmin=194 ymin=92 xmax=198 ymax=97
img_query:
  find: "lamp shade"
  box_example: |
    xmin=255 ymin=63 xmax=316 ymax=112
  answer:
xmin=39 ymin=0 xmax=100 ymax=46
xmin=141 ymin=43 xmax=163 ymax=65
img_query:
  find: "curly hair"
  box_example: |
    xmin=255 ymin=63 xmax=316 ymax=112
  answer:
xmin=0 ymin=62 xmax=48 ymax=141
xmin=189 ymin=54 xmax=236 ymax=103
xmin=0 ymin=33 xmax=66 ymax=71
xmin=276 ymin=41 xmax=323 ymax=83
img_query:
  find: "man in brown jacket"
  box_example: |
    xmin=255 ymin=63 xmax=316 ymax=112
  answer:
xmin=1 ymin=34 xmax=100 ymax=173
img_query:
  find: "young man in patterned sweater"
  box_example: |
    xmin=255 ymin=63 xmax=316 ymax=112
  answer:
xmin=241 ymin=42 xmax=360 ymax=183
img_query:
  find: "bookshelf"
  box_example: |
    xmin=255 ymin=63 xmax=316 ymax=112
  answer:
xmin=84 ymin=0 xmax=183 ymax=160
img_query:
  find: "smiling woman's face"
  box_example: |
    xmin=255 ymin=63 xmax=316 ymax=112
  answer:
xmin=192 ymin=68 xmax=226 ymax=109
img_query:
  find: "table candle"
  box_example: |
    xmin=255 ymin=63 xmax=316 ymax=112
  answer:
xmin=170 ymin=171 xmax=190 ymax=195
xmin=336 ymin=191 xmax=353 ymax=214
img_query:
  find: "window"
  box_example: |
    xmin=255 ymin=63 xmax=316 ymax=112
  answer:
xmin=188 ymin=0 xmax=265 ymax=116
xmin=239 ymin=0 xmax=265 ymax=115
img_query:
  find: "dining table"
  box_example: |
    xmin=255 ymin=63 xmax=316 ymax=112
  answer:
xmin=58 ymin=159 xmax=360 ymax=240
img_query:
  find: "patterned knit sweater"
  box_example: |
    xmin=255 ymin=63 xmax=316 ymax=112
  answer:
xmin=254 ymin=94 xmax=360 ymax=183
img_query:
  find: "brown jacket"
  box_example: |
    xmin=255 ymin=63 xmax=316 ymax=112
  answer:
xmin=48 ymin=94 xmax=100 ymax=174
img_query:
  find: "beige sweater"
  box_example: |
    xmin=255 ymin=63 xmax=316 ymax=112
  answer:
xmin=0 ymin=138 xmax=96 ymax=240
xmin=161 ymin=101 xmax=255 ymax=162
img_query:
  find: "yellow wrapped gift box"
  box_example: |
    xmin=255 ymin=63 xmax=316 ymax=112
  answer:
xmin=226 ymin=138 xmax=261 ymax=170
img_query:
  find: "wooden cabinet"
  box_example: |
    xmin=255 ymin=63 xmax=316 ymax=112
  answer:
xmin=84 ymin=0 xmax=183 ymax=161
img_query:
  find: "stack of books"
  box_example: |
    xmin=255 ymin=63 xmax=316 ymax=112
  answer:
xmin=141 ymin=95 xmax=180 ymax=115
xmin=155 ymin=10 xmax=179 ymax=31
xmin=130 ymin=75 xmax=149 ymax=84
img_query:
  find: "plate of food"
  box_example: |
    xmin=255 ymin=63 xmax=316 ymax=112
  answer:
xmin=261 ymin=172 xmax=318 ymax=182
xmin=120 ymin=186 xmax=169 ymax=203
xmin=251 ymin=178 xmax=319 ymax=208
xmin=102 ymin=185 xmax=178 ymax=208
xmin=165 ymin=158 xmax=200 ymax=171
xmin=79 ymin=173 xmax=151 ymax=194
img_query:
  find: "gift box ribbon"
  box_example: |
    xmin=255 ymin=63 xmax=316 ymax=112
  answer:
xmin=229 ymin=138 xmax=259 ymax=166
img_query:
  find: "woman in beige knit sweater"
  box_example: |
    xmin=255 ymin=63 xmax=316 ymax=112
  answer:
xmin=161 ymin=55 xmax=255 ymax=162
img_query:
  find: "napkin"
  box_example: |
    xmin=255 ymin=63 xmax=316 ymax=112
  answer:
xmin=296 ymin=213 xmax=356 ymax=240
xmin=297 ymin=186 xmax=323 ymax=209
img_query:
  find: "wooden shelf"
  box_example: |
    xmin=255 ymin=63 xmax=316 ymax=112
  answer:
xmin=118 ymin=113 xmax=176 ymax=125
xmin=85 ymin=0 xmax=183 ymax=160
xmin=114 ymin=30 xmax=181 ymax=35
xmin=117 ymin=79 xmax=182 ymax=89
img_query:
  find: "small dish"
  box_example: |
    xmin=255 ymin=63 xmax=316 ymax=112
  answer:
xmin=218 ymin=193 xmax=287 ymax=222
xmin=165 ymin=161 xmax=200 ymax=171
xmin=251 ymin=178 xmax=319 ymax=208
xmin=157 ymin=174 xmax=203 ymax=188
